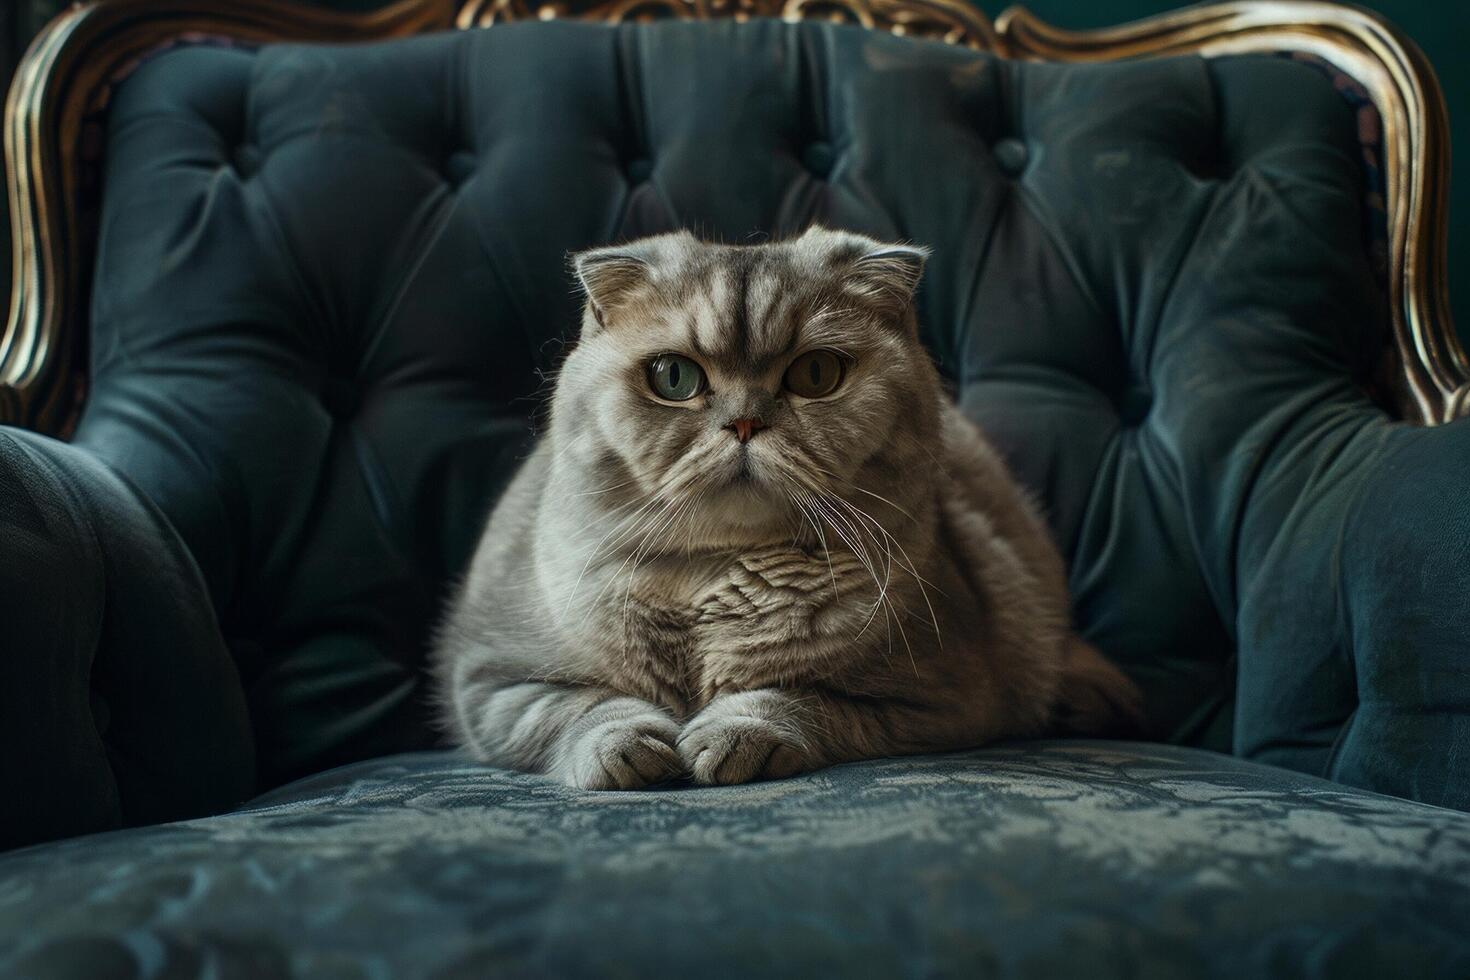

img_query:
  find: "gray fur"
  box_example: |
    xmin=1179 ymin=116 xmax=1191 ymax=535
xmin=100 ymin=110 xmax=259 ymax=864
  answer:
xmin=433 ymin=226 xmax=1140 ymax=789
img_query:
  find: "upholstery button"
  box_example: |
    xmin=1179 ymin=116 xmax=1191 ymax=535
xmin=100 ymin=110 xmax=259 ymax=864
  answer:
xmin=232 ymin=144 xmax=261 ymax=176
xmin=90 ymin=688 xmax=110 ymax=736
xmin=444 ymin=150 xmax=476 ymax=185
xmin=1118 ymin=384 xmax=1152 ymax=427
xmin=321 ymin=375 xmax=359 ymax=422
xmin=993 ymin=138 xmax=1028 ymax=176
xmin=802 ymin=141 xmax=835 ymax=178
xmin=625 ymin=157 xmax=653 ymax=183
xmin=1185 ymin=150 xmax=1225 ymax=181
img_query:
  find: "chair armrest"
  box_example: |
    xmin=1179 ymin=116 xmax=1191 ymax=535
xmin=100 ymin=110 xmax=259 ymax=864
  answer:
xmin=1236 ymin=414 xmax=1470 ymax=809
xmin=0 ymin=426 xmax=254 ymax=849
xmin=1327 ymin=417 xmax=1470 ymax=807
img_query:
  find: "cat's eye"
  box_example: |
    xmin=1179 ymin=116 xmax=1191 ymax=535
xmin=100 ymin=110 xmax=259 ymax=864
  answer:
xmin=784 ymin=349 xmax=846 ymax=398
xmin=647 ymin=353 xmax=707 ymax=401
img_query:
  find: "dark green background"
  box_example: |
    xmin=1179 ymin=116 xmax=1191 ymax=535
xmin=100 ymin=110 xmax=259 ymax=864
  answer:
xmin=2 ymin=1 xmax=1466 ymax=344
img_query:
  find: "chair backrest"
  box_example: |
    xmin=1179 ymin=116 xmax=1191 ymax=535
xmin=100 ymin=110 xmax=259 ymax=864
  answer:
xmin=77 ymin=19 xmax=1392 ymax=783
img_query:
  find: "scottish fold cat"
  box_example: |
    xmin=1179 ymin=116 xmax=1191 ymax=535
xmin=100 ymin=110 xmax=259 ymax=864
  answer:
xmin=434 ymin=227 xmax=1140 ymax=788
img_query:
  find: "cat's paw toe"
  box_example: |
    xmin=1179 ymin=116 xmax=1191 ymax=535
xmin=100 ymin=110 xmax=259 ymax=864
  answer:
xmin=678 ymin=716 xmax=808 ymax=786
xmin=563 ymin=715 xmax=683 ymax=790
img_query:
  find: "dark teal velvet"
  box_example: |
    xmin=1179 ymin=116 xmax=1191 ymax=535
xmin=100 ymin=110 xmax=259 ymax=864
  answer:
xmin=3 ymin=20 xmax=1467 ymax=847
xmin=1021 ymin=0 xmax=1469 ymax=344
xmin=1326 ymin=421 xmax=1470 ymax=800
xmin=5 ymin=3 xmax=1468 ymax=356
xmin=0 ymin=427 xmax=255 ymax=849
xmin=4 ymin=743 xmax=1469 ymax=977
xmin=71 ymin=21 xmax=1466 ymax=801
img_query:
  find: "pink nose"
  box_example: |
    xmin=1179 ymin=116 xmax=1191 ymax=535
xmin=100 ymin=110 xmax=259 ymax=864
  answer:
xmin=726 ymin=417 xmax=766 ymax=444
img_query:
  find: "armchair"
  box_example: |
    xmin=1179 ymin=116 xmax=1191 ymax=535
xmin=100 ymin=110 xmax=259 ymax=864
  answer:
xmin=1 ymin=0 xmax=1468 ymax=973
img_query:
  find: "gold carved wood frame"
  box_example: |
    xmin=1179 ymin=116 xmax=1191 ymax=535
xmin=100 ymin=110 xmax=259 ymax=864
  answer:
xmin=4 ymin=0 xmax=1466 ymax=432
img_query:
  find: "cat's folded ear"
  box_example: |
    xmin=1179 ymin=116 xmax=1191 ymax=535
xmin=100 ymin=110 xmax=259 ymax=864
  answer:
xmin=844 ymin=244 xmax=929 ymax=316
xmin=572 ymin=247 xmax=652 ymax=329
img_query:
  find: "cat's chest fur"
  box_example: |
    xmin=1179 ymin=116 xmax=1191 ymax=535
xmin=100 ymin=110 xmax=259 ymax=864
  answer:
xmin=605 ymin=545 xmax=875 ymax=719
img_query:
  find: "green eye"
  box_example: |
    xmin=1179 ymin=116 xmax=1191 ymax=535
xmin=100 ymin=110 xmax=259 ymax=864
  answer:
xmin=784 ymin=349 xmax=845 ymax=398
xmin=647 ymin=354 xmax=706 ymax=401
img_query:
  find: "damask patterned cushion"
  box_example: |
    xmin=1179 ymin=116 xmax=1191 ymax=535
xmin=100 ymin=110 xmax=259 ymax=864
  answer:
xmin=2 ymin=742 xmax=1467 ymax=977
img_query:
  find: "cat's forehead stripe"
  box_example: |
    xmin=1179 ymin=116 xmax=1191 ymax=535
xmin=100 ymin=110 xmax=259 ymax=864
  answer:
xmin=744 ymin=262 xmax=785 ymax=359
xmin=655 ymin=241 xmax=864 ymax=370
xmin=679 ymin=249 xmax=800 ymax=369
xmin=729 ymin=255 xmax=752 ymax=358
xmin=690 ymin=266 xmax=730 ymax=359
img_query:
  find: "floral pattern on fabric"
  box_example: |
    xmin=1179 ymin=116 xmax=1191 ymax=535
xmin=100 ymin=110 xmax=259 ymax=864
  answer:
xmin=2 ymin=741 xmax=1467 ymax=978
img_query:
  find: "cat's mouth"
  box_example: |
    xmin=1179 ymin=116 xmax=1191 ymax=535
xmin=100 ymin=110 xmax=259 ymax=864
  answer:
xmin=711 ymin=444 xmax=779 ymax=503
xmin=723 ymin=441 xmax=775 ymax=487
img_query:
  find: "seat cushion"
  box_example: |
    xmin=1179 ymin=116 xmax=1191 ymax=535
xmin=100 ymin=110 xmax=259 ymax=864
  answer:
xmin=2 ymin=742 xmax=1466 ymax=977
xmin=77 ymin=19 xmax=1401 ymax=789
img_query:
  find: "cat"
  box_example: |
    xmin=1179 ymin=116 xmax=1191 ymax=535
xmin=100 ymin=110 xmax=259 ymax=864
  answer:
xmin=433 ymin=226 xmax=1141 ymax=789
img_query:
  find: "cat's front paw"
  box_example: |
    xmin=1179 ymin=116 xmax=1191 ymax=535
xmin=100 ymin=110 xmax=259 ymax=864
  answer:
xmin=557 ymin=714 xmax=683 ymax=790
xmin=678 ymin=713 xmax=810 ymax=786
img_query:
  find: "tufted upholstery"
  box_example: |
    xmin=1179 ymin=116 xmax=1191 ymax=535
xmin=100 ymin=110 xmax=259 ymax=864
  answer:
xmin=4 ymin=19 xmax=1470 ymax=841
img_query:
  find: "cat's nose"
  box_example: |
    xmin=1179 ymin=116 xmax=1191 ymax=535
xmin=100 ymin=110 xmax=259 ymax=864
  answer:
xmin=724 ymin=417 xmax=766 ymax=444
